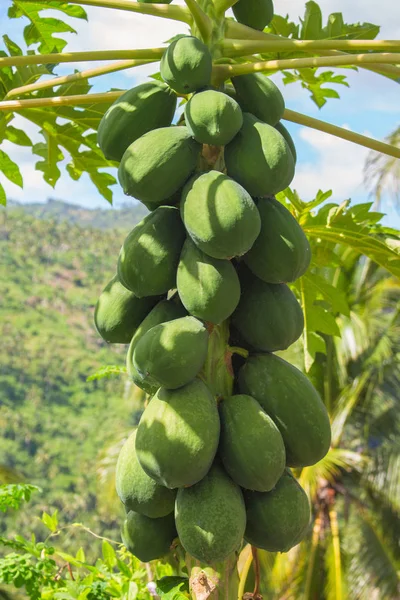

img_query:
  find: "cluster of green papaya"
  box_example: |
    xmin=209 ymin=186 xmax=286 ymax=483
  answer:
xmin=94 ymin=8 xmax=331 ymax=566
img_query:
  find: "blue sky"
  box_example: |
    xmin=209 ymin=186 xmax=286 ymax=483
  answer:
xmin=1 ymin=0 xmax=399 ymax=224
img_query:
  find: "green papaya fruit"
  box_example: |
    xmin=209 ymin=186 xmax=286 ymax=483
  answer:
xmin=175 ymin=464 xmax=246 ymax=563
xmin=181 ymin=171 xmax=261 ymax=260
xmin=94 ymin=275 xmax=158 ymax=344
xmin=184 ymin=90 xmax=243 ymax=146
xmin=116 ymin=430 xmax=176 ymax=518
xmin=118 ymin=206 xmax=185 ymax=297
xmin=160 ymin=36 xmax=212 ymax=94
xmin=219 ymin=394 xmax=285 ymax=491
xmin=135 ymin=379 xmax=220 ymax=488
xmin=97 ymin=81 xmax=177 ymax=162
xmin=122 ymin=510 xmax=176 ymax=562
xmin=177 ymin=238 xmax=241 ymax=324
xmin=232 ymin=269 xmax=304 ymax=352
xmin=232 ymin=73 xmax=284 ymax=126
xmin=275 ymin=121 xmax=297 ymax=163
xmin=239 ymin=353 xmax=331 ymax=467
xmin=118 ymin=126 xmax=201 ymax=208
xmin=244 ymin=469 xmax=310 ymax=552
xmin=133 ymin=316 xmax=209 ymax=390
xmin=232 ymin=0 xmax=274 ymax=31
xmin=225 ymin=113 xmax=295 ymax=197
xmin=244 ymin=197 xmax=311 ymax=283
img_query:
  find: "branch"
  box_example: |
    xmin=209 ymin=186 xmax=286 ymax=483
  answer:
xmin=0 ymin=91 xmax=124 ymax=111
xmin=0 ymin=48 xmax=164 ymax=68
xmin=183 ymin=0 xmax=212 ymax=41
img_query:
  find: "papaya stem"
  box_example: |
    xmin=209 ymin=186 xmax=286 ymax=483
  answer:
xmin=183 ymin=0 xmax=213 ymax=42
xmin=0 ymin=91 xmax=124 ymax=112
xmin=214 ymin=0 xmax=239 ymax=15
xmin=237 ymin=549 xmax=253 ymax=600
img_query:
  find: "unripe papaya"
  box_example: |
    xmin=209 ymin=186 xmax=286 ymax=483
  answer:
xmin=135 ymin=379 xmax=220 ymax=488
xmin=244 ymin=197 xmax=311 ymax=283
xmin=97 ymin=81 xmax=177 ymax=162
xmin=181 ymin=171 xmax=261 ymax=260
xmin=133 ymin=316 xmax=209 ymax=390
xmin=161 ymin=36 xmax=212 ymax=94
xmin=232 ymin=0 xmax=274 ymax=31
xmin=239 ymin=353 xmax=331 ymax=467
xmin=175 ymin=464 xmax=246 ymax=564
xmin=177 ymin=238 xmax=241 ymax=324
xmin=94 ymin=275 xmax=158 ymax=344
xmin=219 ymin=394 xmax=285 ymax=491
xmin=225 ymin=113 xmax=295 ymax=197
xmin=122 ymin=510 xmax=176 ymax=562
xmin=118 ymin=126 xmax=201 ymax=208
xmin=118 ymin=206 xmax=185 ymax=297
xmin=185 ymin=90 xmax=243 ymax=146
xmin=232 ymin=73 xmax=284 ymax=126
xmin=275 ymin=121 xmax=297 ymax=163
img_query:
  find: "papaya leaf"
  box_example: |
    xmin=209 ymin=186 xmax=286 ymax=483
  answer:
xmin=5 ymin=125 xmax=32 ymax=147
xmin=0 ymin=182 xmax=6 ymax=206
xmin=156 ymin=576 xmax=190 ymax=599
xmin=0 ymin=149 xmax=23 ymax=188
xmin=296 ymin=276 xmax=327 ymax=372
xmin=300 ymin=1 xmax=323 ymax=40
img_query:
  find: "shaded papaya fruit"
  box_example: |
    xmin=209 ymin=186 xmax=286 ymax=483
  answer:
xmin=133 ymin=316 xmax=209 ymax=390
xmin=122 ymin=510 xmax=176 ymax=562
xmin=175 ymin=464 xmax=246 ymax=563
xmin=244 ymin=469 xmax=310 ymax=552
xmin=275 ymin=121 xmax=297 ymax=163
xmin=232 ymin=0 xmax=274 ymax=31
xmin=232 ymin=73 xmax=284 ymax=126
xmin=118 ymin=126 xmax=201 ymax=208
xmin=161 ymin=36 xmax=212 ymax=94
xmin=239 ymin=353 xmax=331 ymax=467
xmin=118 ymin=206 xmax=185 ymax=297
xmin=135 ymin=378 xmax=220 ymax=488
xmin=225 ymin=113 xmax=295 ymax=197
xmin=244 ymin=197 xmax=311 ymax=284
xmin=97 ymin=81 xmax=177 ymax=162
xmin=181 ymin=171 xmax=261 ymax=260
xmin=219 ymin=394 xmax=285 ymax=491
xmin=177 ymin=238 xmax=241 ymax=324
xmin=185 ymin=90 xmax=243 ymax=146
xmin=94 ymin=275 xmax=158 ymax=344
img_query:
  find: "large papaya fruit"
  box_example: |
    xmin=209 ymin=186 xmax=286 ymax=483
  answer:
xmin=184 ymin=90 xmax=243 ymax=146
xmin=232 ymin=73 xmax=284 ymax=126
xmin=118 ymin=126 xmax=201 ymax=208
xmin=275 ymin=121 xmax=297 ymax=163
xmin=122 ymin=510 xmax=176 ymax=562
xmin=225 ymin=113 xmax=295 ymax=197
xmin=135 ymin=378 xmax=220 ymax=488
xmin=239 ymin=353 xmax=331 ymax=467
xmin=97 ymin=81 xmax=177 ymax=162
xmin=161 ymin=36 xmax=212 ymax=94
xmin=219 ymin=394 xmax=285 ymax=491
xmin=244 ymin=197 xmax=311 ymax=283
xmin=232 ymin=0 xmax=274 ymax=31
xmin=181 ymin=171 xmax=261 ymax=260
xmin=175 ymin=464 xmax=246 ymax=564
xmin=118 ymin=206 xmax=185 ymax=297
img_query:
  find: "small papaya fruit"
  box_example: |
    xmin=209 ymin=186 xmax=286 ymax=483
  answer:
xmin=185 ymin=90 xmax=243 ymax=146
xmin=244 ymin=469 xmax=311 ymax=552
xmin=122 ymin=510 xmax=176 ymax=562
xmin=232 ymin=73 xmax=284 ymax=126
xmin=133 ymin=316 xmax=209 ymax=390
xmin=118 ymin=126 xmax=201 ymax=208
xmin=135 ymin=378 xmax=220 ymax=488
xmin=97 ymin=81 xmax=177 ymax=162
xmin=118 ymin=206 xmax=185 ymax=297
xmin=219 ymin=394 xmax=285 ymax=491
xmin=232 ymin=0 xmax=274 ymax=31
xmin=175 ymin=464 xmax=246 ymax=563
xmin=177 ymin=238 xmax=241 ymax=324
xmin=161 ymin=36 xmax=212 ymax=94
xmin=275 ymin=121 xmax=297 ymax=163
xmin=181 ymin=171 xmax=261 ymax=260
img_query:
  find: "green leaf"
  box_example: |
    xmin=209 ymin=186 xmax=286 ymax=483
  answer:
xmin=87 ymin=365 xmax=127 ymax=382
xmin=297 ymin=277 xmax=326 ymax=371
xmin=302 ymin=273 xmax=350 ymax=317
xmin=301 ymin=1 xmax=323 ymax=40
xmin=76 ymin=547 xmax=86 ymax=562
xmin=156 ymin=576 xmax=190 ymax=599
xmin=0 ymin=149 xmax=23 ymax=188
xmin=0 ymin=182 xmax=6 ymax=206
xmin=41 ymin=510 xmax=58 ymax=532
xmin=5 ymin=126 xmax=32 ymax=147
xmin=102 ymin=540 xmax=117 ymax=569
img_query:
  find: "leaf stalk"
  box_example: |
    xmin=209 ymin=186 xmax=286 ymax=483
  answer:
xmin=183 ymin=0 xmax=213 ymax=41
xmin=0 ymin=48 xmax=164 ymax=68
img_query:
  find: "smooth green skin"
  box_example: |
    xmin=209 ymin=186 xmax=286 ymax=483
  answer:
xmin=97 ymin=81 xmax=177 ymax=162
xmin=244 ymin=197 xmax=311 ymax=284
xmin=275 ymin=121 xmax=297 ymax=163
xmin=219 ymin=395 xmax=285 ymax=492
xmin=135 ymin=379 xmax=220 ymax=488
xmin=232 ymin=0 xmax=274 ymax=31
xmin=161 ymin=37 xmax=212 ymax=95
xmin=126 ymin=298 xmax=186 ymax=394
xmin=118 ymin=126 xmax=201 ymax=208
xmin=232 ymin=269 xmax=304 ymax=352
xmin=239 ymin=354 xmax=332 ymax=467
xmin=94 ymin=275 xmax=158 ymax=344
xmin=232 ymin=73 xmax=284 ymax=126
xmin=118 ymin=206 xmax=185 ymax=298
xmin=133 ymin=316 xmax=209 ymax=390
xmin=181 ymin=171 xmax=261 ymax=260
xmin=225 ymin=113 xmax=295 ymax=197
xmin=185 ymin=90 xmax=243 ymax=146
xmin=116 ymin=430 xmax=176 ymax=518
xmin=244 ymin=469 xmax=311 ymax=552
xmin=122 ymin=510 xmax=176 ymax=562
xmin=177 ymin=238 xmax=241 ymax=324
xmin=175 ymin=464 xmax=246 ymax=564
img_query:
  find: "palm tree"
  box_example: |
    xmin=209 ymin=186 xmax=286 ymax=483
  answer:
xmin=364 ymin=126 xmax=400 ymax=208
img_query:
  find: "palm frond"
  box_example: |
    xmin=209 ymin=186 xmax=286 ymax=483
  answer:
xmin=364 ymin=126 xmax=400 ymax=206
